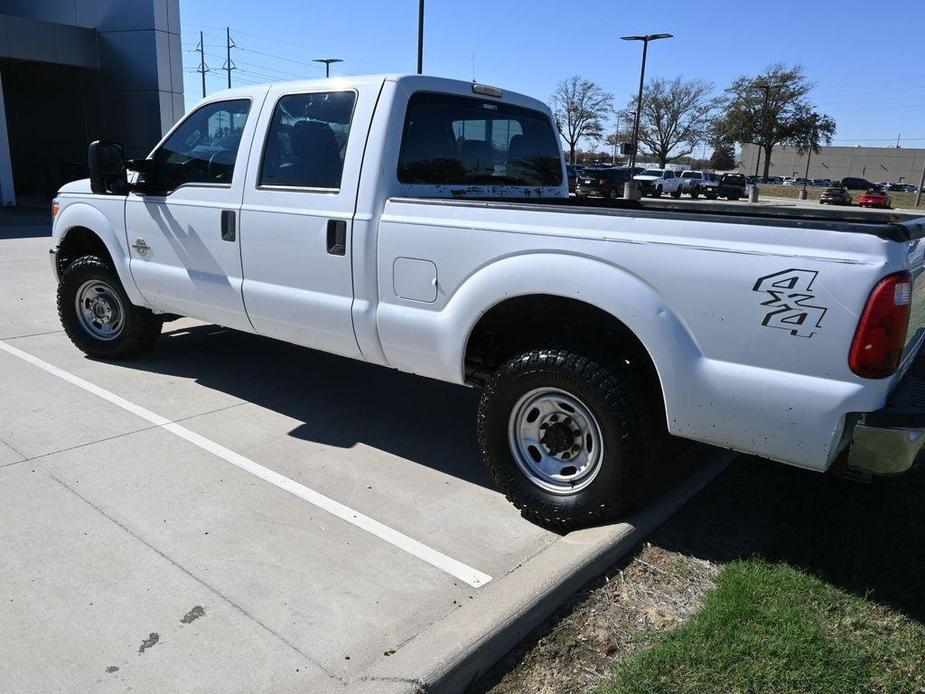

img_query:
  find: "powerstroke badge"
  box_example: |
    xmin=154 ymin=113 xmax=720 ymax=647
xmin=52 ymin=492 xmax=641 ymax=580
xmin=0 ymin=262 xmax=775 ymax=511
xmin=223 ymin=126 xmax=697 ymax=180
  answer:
xmin=753 ymin=269 xmax=827 ymax=338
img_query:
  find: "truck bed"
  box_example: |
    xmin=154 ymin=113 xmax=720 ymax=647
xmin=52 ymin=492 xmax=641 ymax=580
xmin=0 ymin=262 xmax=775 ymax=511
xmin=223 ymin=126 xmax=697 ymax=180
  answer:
xmin=396 ymin=195 xmax=925 ymax=242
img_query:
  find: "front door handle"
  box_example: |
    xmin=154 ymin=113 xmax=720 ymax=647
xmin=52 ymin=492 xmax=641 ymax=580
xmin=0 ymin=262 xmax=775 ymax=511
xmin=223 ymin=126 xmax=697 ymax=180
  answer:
xmin=221 ymin=210 xmax=236 ymax=242
xmin=326 ymin=219 xmax=346 ymax=256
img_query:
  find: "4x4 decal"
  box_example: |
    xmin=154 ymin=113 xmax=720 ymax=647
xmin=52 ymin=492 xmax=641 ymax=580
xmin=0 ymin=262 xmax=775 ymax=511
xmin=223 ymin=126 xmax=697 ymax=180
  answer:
xmin=753 ymin=269 xmax=827 ymax=338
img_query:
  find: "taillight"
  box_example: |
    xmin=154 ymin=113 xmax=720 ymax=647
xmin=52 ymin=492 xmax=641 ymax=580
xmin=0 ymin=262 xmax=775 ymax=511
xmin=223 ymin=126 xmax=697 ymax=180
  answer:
xmin=599 ymin=178 xmax=607 ymax=186
xmin=849 ymin=271 xmax=912 ymax=378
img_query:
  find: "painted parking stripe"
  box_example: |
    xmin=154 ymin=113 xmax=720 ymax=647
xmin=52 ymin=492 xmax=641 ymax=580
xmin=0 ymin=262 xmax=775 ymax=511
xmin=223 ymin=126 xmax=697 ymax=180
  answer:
xmin=0 ymin=339 xmax=492 ymax=588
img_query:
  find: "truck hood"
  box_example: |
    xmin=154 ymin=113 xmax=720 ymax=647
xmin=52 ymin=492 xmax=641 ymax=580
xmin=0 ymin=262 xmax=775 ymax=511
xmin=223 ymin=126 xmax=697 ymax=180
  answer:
xmin=634 ymin=175 xmax=660 ymax=182
xmin=58 ymin=178 xmax=93 ymax=195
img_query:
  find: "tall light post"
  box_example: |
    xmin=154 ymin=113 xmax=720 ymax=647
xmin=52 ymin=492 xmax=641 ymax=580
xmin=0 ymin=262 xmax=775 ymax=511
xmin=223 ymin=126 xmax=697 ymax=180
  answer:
xmin=417 ymin=0 xmax=425 ymax=74
xmin=313 ymin=58 xmax=343 ymax=78
xmin=621 ymin=33 xmax=673 ymax=200
xmin=799 ymin=115 xmax=819 ymax=201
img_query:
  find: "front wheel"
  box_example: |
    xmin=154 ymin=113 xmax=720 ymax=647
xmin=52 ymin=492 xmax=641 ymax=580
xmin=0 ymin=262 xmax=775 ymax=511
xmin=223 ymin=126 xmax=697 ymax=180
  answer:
xmin=478 ymin=350 xmax=660 ymax=530
xmin=57 ymin=255 xmax=163 ymax=358
xmin=690 ymin=189 xmax=700 ymax=199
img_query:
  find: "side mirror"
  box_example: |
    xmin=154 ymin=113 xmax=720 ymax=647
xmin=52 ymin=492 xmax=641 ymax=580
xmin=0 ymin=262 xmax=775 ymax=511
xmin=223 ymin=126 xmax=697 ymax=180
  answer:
xmin=126 ymin=158 xmax=163 ymax=195
xmin=88 ymin=141 xmax=128 ymax=195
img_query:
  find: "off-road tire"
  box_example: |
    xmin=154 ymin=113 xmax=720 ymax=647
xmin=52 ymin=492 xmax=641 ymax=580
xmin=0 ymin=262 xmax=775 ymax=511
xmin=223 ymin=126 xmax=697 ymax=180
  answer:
xmin=57 ymin=255 xmax=162 ymax=358
xmin=690 ymin=188 xmax=699 ymax=200
xmin=478 ymin=349 xmax=660 ymax=531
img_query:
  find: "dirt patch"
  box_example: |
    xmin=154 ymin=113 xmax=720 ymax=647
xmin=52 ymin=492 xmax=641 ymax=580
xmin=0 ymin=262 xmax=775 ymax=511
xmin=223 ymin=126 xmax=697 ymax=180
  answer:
xmin=475 ymin=543 xmax=717 ymax=694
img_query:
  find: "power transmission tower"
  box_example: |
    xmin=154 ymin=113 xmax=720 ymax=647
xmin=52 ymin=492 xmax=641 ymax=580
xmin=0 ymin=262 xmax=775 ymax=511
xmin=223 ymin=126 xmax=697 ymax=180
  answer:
xmin=223 ymin=27 xmax=237 ymax=88
xmin=195 ymin=31 xmax=209 ymax=98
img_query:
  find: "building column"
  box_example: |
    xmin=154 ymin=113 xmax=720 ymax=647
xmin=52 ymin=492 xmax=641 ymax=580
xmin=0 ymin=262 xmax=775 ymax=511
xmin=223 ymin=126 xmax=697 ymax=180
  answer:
xmin=0 ymin=68 xmax=16 ymax=206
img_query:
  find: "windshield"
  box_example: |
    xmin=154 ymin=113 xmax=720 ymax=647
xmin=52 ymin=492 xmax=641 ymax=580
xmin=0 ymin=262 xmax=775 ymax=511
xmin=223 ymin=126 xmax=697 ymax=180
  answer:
xmin=397 ymin=93 xmax=562 ymax=187
xmin=681 ymin=171 xmax=701 ymax=179
xmin=640 ymin=169 xmax=664 ymax=177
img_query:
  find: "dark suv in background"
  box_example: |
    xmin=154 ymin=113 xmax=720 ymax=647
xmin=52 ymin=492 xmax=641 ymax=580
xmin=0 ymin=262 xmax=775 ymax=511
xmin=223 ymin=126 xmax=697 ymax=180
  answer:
xmin=575 ymin=167 xmax=633 ymax=199
xmin=718 ymin=173 xmax=747 ymax=200
xmin=840 ymin=177 xmax=879 ymax=191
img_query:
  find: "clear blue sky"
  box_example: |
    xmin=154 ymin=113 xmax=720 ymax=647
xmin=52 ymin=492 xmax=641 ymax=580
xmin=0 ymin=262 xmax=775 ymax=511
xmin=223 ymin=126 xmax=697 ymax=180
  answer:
xmin=180 ymin=0 xmax=925 ymax=149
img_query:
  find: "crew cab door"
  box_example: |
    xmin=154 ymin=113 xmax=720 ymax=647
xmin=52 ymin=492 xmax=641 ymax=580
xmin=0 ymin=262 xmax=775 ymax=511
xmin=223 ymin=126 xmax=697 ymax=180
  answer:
xmin=125 ymin=97 xmax=260 ymax=332
xmin=238 ymin=86 xmax=372 ymax=359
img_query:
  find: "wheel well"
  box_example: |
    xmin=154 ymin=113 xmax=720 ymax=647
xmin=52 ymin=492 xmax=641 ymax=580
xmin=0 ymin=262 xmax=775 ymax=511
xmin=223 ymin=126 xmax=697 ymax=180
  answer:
xmin=464 ymin=294 xmax=664 ymax=408
xmin=56 ymin=227 xmax=114 ymax=276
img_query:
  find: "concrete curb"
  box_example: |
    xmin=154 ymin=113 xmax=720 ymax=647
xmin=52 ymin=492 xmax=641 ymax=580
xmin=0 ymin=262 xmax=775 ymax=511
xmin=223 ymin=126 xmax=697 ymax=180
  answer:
xmin=350 ymin=446 xmax=737 ymax=694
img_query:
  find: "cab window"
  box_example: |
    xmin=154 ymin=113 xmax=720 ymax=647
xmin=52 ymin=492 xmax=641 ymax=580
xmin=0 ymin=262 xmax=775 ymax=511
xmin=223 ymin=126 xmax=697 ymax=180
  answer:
xmin=259 ymin=91 xmax=356 ymax=190
xmin=152 ymin=99 xmax=251 ymax=192
xmin=397 ymin=92 xmax=562 ymax=186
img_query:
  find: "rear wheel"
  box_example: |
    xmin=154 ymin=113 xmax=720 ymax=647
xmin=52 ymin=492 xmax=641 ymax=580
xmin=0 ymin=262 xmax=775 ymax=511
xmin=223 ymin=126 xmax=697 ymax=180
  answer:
xmin=57 ymin=255 xmax=162 ymax=358
xmin=608 ymin=187 xmax=620 ymax=200
xmin=670 ymin=187 xmax=682 ymax=199
xmin=653 ymin=186 xmax=662 ymax=197
xmin=478 ymin=349 xmax=660 ymax=530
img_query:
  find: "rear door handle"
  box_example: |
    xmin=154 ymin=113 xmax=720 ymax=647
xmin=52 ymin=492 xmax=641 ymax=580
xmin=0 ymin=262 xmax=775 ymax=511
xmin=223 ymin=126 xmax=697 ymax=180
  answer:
xmin=326 ymin=219 xmax=346 ymax=256
xmin=221 ymin=210 xmax=236 ymax=242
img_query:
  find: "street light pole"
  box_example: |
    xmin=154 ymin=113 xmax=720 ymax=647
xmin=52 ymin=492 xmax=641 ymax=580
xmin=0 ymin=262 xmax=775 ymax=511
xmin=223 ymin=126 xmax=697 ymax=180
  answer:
xmin=620 ymin=33 xmax=673 ymax=200
xmin=417 ymin=0 xmax=425 ymax=75
xmin=313 ymin=58 xmax=343 ymax=78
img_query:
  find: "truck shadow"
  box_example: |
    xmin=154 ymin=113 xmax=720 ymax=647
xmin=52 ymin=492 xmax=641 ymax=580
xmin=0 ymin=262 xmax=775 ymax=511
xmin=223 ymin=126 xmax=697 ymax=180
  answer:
xmin=653 ymin=456 xmax=925 ymax=623
xmin=115 ymin=322 xmax=492 ymax=489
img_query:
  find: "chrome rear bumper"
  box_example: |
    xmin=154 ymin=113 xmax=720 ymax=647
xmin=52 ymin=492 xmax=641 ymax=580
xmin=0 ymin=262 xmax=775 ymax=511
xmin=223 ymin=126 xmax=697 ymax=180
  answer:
xmin=846 ymin=334 xmax=925 ymax=476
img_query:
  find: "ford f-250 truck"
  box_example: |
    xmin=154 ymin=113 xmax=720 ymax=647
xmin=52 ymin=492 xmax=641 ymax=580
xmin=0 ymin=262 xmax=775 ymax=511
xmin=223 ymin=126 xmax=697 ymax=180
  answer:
xmin=50 ymin=75 xmax=925 ymax=529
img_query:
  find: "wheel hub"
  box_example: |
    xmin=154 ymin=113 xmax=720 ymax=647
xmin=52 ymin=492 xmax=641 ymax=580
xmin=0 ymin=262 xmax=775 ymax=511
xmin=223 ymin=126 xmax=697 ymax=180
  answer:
xmin=539 ymin=419 xmax=580 ymax=458
xmin=507 ymin=388 xmax=605 ymax=495
xmin=74 ymin=280 xmax=125 ymax=341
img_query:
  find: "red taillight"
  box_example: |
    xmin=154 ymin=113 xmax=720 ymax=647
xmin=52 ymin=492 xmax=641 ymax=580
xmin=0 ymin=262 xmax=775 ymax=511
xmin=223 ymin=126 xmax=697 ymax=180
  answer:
xmin=849 ymin=271 xmax=912 ymax=378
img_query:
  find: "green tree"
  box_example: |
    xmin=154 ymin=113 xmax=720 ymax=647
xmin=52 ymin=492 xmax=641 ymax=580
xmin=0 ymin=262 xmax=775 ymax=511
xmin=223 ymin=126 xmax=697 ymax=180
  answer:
xmin=709 ymin=141 xmax=737 ymax=171
xmin=621 ymin=77 xmax=719 ymax=167
xmin=715 ymin=63 xmax=836 ymax=180
xmin=551 ymin=76 xmax=614 ymax=165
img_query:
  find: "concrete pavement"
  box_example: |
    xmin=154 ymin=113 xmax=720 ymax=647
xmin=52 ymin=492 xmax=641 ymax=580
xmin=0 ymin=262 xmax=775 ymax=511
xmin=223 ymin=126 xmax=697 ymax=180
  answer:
xmin=0 ymin=225 xmax=730 ymax=692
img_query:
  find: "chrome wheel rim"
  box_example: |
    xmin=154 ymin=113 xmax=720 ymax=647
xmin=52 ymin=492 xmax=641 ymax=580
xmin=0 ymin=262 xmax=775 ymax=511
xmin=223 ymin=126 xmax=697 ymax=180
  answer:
xmin=75 ymin=280 xmax=124 ymax=341
xmin=507 ymin=387 xmax=604 ymax=494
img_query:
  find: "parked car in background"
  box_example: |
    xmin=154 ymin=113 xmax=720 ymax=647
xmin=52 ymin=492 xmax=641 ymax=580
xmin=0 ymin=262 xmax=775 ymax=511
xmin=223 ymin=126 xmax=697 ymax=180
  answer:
xmin=812 ymin=178 xmax=832 ymax=187
xmin=886 ymin=183 xmax=916 ymax=193
xmin=679 ymin=170 xmax=719 ymax=199
xmin=718 ymin=173 xmax=747 ymax=200
xmin=767 ymin=176 xmax=784 ymax=184
xmin=858 ymin=189 xmax=892 ymax=209
xmin=841 ymin=176 xmax=880 ymax=191
xmin=634 ymin=168 xmax=683 ymax=197
xmin=575 ymin=167 xmax=633 ymax=199
xmin=819 ymin=186 xmax=852 ymax=205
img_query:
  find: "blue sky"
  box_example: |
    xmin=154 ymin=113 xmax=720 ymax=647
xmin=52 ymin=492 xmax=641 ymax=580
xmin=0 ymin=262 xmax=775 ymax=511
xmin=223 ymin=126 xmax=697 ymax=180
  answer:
xmin=180 ymin=0 xmax=925 ymax=149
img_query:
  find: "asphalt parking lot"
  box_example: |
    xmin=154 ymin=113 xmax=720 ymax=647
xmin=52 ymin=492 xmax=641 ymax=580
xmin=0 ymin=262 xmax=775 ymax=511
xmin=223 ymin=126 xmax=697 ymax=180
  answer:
xmin=0 ymin=209 xmax=730 ymax=693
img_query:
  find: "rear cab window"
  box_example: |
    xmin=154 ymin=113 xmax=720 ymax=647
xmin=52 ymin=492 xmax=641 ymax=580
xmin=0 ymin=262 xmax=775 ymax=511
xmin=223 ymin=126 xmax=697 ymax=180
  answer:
xmin=397 ymin=92 xmax=562 ymax=189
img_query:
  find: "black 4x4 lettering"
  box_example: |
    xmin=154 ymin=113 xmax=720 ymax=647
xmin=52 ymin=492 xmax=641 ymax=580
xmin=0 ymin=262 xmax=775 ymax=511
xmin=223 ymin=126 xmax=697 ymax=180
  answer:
xmin=753 ymin=269 xmax=827 ymax=338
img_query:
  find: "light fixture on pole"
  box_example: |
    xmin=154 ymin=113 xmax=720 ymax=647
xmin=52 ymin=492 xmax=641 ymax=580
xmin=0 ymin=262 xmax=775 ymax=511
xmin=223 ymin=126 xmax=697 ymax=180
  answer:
xmin=620 ymin=33 xmax=673 ymax=200
xmin=313 ymin=58 xmax=343 ymax=78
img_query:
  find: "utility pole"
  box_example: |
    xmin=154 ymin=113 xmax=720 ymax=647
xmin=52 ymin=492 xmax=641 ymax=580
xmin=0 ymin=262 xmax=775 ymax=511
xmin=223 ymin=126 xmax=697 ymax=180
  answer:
xmin=313 ymin=58 xmax=342 ymax=78
xmin=417 ymin=0 xmax=425 ymax=74
xmin=195 ymin=31 xmax=209 ymax=98
xmin=223 ymin=27 xmax=236 ymax=89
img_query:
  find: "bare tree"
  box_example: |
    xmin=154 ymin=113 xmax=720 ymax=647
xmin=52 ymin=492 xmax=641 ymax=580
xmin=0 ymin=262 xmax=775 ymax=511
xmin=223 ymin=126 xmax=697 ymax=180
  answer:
xmin=715 ymin=63 xmax=836 ymax=180
xmin=551 ymin=76 xmax=613 ymax=165
xmin=621 ymin=77 xmax=718 ymax=167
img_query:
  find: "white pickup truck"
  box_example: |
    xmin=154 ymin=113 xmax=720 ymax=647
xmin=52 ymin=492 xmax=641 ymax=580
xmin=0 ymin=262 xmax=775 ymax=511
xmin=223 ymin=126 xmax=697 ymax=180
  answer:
xmin=51 ymin=74 xmax=925 ymax=529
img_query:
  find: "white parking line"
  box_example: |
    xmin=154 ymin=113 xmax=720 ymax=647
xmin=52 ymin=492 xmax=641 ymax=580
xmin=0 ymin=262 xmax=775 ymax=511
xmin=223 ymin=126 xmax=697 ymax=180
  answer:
xmin=0 ymin=339 xmax=493 ymax=588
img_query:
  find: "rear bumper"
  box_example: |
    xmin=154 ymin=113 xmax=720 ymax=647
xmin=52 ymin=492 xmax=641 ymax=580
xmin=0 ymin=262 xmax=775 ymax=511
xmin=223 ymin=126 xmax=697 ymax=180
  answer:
xmin=846 ymin=335 xmax=925 ymax=475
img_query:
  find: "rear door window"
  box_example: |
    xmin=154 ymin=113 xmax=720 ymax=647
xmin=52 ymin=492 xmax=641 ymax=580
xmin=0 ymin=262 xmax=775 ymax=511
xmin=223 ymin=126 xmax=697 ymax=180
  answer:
xmin=398 ymin=93 xmax=562 ymax=186
xmin=259 ymin=91 xmax=356 ymax=190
